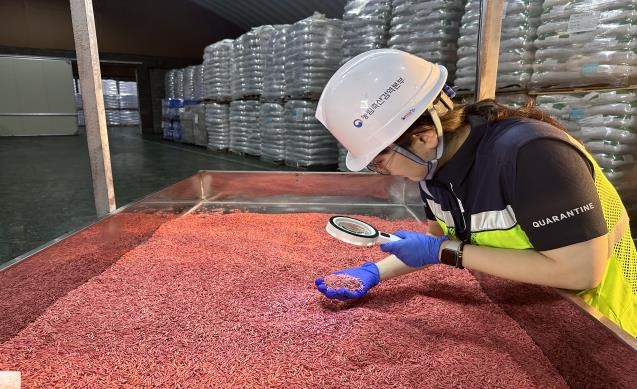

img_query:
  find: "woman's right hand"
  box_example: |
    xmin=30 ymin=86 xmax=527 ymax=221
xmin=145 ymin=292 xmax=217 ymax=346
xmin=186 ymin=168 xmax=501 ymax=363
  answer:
xmin=380 ymin=230 xmax=450 ymax=267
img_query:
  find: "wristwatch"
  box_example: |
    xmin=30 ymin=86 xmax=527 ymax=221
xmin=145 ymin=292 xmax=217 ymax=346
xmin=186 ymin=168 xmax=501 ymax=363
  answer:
xmin=439 ymin=240 xmax=465 ymax=269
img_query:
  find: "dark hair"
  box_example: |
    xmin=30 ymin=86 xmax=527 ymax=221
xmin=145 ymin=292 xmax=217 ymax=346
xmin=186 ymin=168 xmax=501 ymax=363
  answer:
xmin=394 ymin=99 xmax=567 ymax=147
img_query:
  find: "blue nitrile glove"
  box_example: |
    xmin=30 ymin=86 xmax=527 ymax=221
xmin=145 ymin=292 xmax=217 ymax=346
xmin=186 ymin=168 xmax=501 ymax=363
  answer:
xmin=315 ymin=262 xmax=380 ymax=300
xmin=380 ymin=231 xmax=450 ymax=268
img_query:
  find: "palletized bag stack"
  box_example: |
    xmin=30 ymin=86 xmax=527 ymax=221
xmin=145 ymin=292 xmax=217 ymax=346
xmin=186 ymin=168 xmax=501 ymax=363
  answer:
xmin=496 ymin=94 xmax=533 ymax=108
xmin=193 ymin=65 xmax=205 ymax=100
xmin=203 ymin=39 xmax=233 ymax=101
xmin=260 ymin=25 xmax=289 ymax=164
xmin=229 ymin=100 xmax=260 ymax=155
xmin=77 ymin=110 xmax=85 ymax=126
xmin=262 ymin=25 xmax=290 ymax=102
xmin=106 ymin=110 xmax=120 ymax=126
xmin=73 ymin=79 xmax=83 ymax=109
xmin=285 ymin=13 xmax=343 ymax=100
xmin=455 ymin=0 xmax=542 ymax=91
xmin=259 ymin=103 xmax=287 ymax=163
xmin=342 ymin=0 xmax=393 ymax=63
xmin=535 ymin=90 xmax=637 ymax=211
xmin=231 ymin=26 xmax=276 ymax=99
xmin=337 ymin=146 xmax=349 ymax=171
xmin=530 ymin=0 xmax=637 ymax=88
xmin=534 ymin=94 xmax=583 ymax=133
xmin=388 ymin=0 xmax=464 ymax=82
xmin=174 ymin=68 xmax=185 ymax=99
xmin=282 ymin=13 xmax=342 ymax=168
xmin=284 ymin=100 xmax=338 ymax=167
xmin=74 ymin=79 xmax=83 ymax=127
xmin=102 ymin=79 xmax=119 ymax=109
xmin=202 ymin=40 xmax=233 ymax=152
xmin=183 ymin=66 xmax=196 ymax=100
xmin=118 ymin=81 xmax=139 ymax=109
xmin=205 ymin=103 xmax=230 ymax=151
xmin=230 ymin=38 xmax=245 ymax=100
xmin=339 ymin=0 xmax=393 ymax=171
xmin=101 ymin=79 xmax=120 ymax=126
xmin=119 ymin=111 xmax=140 ymax=126
xmin=165 ymin=69 xmax=177 ymax=98
xmin=118 ymin=81 xmax=137 ymax=95
xmin=228 ymin=27 xmax=276 ymax=157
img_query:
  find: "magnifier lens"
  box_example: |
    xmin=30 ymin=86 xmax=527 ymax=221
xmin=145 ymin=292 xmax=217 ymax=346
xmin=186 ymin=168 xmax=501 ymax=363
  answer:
xmin=327 ymin=215 xmax=400 ymax=247
xmin=327 ymin=216 xmax=380 ymax=247
xmin=335 ymin=219 xmax=376 ymax=237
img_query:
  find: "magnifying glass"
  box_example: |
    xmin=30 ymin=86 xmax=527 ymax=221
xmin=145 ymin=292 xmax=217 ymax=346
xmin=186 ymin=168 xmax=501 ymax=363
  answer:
xmin=325 ymin=215 xmax=402 ymax=247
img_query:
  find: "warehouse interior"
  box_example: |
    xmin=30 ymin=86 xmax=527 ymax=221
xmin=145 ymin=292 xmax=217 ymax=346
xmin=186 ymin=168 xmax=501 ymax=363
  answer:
xmin=1 ymin=0 xmax=637 ymax=387
xmin=1 ymin=0 xmax=329 ymax=263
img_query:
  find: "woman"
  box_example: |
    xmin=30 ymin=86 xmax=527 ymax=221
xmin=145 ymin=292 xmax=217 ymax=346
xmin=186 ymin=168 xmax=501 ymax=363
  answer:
xmin=314 ymin=49 xmax=636 ymax=336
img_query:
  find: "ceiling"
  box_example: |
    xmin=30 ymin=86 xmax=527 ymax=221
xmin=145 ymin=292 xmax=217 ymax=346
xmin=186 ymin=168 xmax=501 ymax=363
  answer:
xmin=189 ymin=0 xmax=347 ymax=30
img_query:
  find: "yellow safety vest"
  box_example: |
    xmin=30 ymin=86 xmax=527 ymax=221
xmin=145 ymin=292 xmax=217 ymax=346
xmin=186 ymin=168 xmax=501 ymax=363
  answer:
xmin=426 ymin=122 xmax=636 ymax=336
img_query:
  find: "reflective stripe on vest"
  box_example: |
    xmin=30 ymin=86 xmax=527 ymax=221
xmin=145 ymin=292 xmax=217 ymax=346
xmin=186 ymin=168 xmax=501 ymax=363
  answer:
xmin=429 ymin=202 xmax=533 ymax=250
xmin=424 ymin=189 xmax=517 ymax=232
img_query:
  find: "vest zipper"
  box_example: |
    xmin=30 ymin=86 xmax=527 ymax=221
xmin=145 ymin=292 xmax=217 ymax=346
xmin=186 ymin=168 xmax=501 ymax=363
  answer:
xmin=449 ymin=182 xmax=469 ymax=243
xmin=449 ymin=183 xmax=465 ymax=213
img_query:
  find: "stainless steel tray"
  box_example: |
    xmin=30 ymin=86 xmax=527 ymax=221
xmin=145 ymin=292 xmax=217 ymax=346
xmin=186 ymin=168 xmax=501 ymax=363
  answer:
xmin=2 ymin=171 xmax=635 ymax=358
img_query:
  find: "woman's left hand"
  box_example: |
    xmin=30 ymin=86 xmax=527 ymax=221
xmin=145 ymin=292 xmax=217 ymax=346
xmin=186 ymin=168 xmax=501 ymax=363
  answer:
xmin=315 ymin=262 xmax=380 ymax=300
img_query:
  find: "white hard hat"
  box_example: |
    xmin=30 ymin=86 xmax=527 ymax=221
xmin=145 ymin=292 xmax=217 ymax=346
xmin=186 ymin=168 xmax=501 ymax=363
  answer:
xmin=316 ymin=49 xmax=451 ymax=171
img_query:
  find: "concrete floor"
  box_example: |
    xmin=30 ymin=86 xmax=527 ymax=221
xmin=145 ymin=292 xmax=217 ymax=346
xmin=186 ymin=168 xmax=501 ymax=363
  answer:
xmin=0 ymin=127 xmax=300 ymax=265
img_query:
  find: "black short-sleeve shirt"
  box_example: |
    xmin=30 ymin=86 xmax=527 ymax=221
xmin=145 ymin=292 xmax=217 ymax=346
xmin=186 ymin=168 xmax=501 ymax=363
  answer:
xmin=423 ymin=138 xmax=608 ymax=250
xmin=513 ymin=139 xmax=607 ymax=251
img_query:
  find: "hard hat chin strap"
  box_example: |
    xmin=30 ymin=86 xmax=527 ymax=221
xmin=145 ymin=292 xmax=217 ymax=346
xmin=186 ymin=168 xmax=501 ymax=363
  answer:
xmin=424 ymin=86 xmax=455 ymax=179
xmin=425 ymin=107 xmax=445 ymax=180
xmin=390 ymin=87 xmax=454 ymax=180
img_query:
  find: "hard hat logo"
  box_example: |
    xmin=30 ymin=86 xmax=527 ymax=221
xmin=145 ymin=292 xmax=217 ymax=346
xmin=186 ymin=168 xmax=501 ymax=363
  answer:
xmin=400 ymin=108 xmax=416 ymax=121
xmin=353 ymin=119 xmax=363 ymax=128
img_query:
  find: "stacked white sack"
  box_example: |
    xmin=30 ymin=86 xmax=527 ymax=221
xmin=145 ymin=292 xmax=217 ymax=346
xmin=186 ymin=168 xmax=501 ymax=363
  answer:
xmin=205 ymin=103 xmax=230 ymax=151
xmin=203 ymin=39 xmax=233 ymax=101
xmin=531 ymin=0 xmax=637 ymax=88
xmin=174 ymin=68 xmax=184 ymax=99
xmin=231 ymin=26 xmax=276 ymax=99
xmin=535 ymin=89 xmax=637 ymax=209
xmin=193 ymin=65 xmax=204 ymax=100
xmin=285 ymin=13 xmax=343 ymax=99
xmin=262 ymin=25 xmax=290 ymax=102
xmin=259 ymin=103 xmax=287 ymax=163
xmin=284 ymin=100 xmax=338 ymax=167
xmin=229 ymin=100 xmax=260 ymax=155
xmin=389 ymin=0 xmax=464 ymax=82
xmin=165 ymin=69 xmax=177 ymax=98
xmin=102 ymin=79 xmax=119 ymax=109
xmin=342 ymin=0 xmax=393 ymax=63
xmin=456 ymin=0 xmax=542 ymax=91
xmin=183 ymin=66 xmax=196 ymax=100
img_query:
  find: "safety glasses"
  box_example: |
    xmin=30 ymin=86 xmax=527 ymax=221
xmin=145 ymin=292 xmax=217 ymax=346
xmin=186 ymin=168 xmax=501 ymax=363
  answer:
xmin=366 ymin=143 xmax=430 ymax=175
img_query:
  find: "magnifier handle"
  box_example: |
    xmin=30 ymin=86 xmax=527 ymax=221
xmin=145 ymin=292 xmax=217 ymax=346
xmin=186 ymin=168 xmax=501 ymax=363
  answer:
xmin=376 ymin=231 xmax=402 ymax=244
